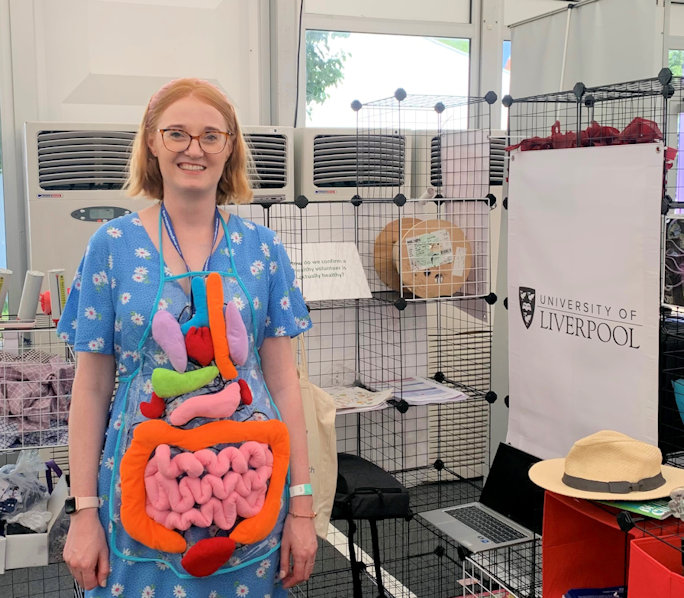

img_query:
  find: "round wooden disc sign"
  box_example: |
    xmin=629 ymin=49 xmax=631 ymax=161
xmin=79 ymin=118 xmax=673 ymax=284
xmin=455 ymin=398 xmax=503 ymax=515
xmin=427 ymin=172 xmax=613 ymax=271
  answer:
xmin=374 ymin=218 xmax=473 ymax=298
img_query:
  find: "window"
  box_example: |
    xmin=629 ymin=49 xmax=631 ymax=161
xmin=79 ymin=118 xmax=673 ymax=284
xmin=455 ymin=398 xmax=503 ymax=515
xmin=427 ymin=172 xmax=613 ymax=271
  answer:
xmin=501 ymin=40 xmax=511 ymax=131
xmin=305 ymin=30 xmax=470 ymax=128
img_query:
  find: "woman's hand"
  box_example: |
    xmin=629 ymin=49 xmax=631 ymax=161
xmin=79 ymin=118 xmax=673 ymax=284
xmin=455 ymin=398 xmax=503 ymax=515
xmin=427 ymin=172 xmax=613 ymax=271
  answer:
xmin=63 ymin=509 xmax=110 ymax=590
xmin=279 ymin=513 xmax=318 ymax=588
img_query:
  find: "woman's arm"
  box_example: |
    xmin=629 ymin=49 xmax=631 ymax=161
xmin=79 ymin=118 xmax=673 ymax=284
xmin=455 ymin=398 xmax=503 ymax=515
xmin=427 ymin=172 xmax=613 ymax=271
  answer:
xmin=63 ymin=352 xmax=116 ymax=590
xmin=260 ymin=336 xmax=317 ymax=589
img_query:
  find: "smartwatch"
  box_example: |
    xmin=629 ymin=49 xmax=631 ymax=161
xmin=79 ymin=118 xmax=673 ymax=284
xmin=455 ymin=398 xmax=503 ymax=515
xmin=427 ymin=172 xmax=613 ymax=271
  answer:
xmin=65 ymin=496 xmax=100 ymax=515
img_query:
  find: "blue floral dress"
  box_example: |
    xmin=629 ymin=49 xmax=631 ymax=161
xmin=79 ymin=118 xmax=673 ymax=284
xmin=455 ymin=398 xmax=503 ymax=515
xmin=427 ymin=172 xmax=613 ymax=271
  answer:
xmin=57 ymin=210 xmax=312 ymax=598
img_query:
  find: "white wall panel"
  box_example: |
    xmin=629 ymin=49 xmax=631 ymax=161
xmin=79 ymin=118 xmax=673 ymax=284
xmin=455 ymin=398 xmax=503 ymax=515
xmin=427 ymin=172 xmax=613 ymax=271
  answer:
xmin=305 ymin=0 xmax=470 ymax=23
xmin=671 ymin=4 xmax=684 ymax=38
xmin=25 ymin=0 xmax=265 ymax=124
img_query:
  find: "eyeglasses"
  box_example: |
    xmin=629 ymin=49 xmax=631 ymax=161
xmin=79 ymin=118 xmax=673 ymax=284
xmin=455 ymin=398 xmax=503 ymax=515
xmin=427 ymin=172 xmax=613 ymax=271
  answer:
xmin=158 ymin=128 xmax=233 ymax=154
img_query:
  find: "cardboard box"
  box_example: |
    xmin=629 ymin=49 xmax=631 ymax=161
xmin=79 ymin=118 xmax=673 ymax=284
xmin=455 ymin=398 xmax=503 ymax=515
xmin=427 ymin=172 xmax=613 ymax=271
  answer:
xmin=0 ymin=475 xmax=68 ymax=573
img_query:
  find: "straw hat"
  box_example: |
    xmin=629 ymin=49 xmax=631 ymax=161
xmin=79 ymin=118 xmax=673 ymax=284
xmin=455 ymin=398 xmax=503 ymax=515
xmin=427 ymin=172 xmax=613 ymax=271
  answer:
xmin=528 ymin=430 xmax=684 ymax=500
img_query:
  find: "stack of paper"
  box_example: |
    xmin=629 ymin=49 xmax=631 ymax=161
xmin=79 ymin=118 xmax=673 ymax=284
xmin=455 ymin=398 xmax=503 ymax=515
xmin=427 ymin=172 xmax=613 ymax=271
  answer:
xmin=323 ymin=386 xmax=393 ymax=414
xmin=390 ymin=376 xmax=468 ymax=405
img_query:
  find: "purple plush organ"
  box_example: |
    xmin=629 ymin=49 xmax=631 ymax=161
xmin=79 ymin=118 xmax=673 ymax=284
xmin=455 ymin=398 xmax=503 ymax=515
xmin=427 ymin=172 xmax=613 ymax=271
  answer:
xmin=152 ymin=310 xmax=188 ymax=373
xmin=225 ymin=301 xmax=248 ymax=366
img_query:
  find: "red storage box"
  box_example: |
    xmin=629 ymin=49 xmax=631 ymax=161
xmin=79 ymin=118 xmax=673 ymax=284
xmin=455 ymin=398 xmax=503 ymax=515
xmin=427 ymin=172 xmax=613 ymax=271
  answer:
xmin=628 ymin=536 xmax=684 ymax=598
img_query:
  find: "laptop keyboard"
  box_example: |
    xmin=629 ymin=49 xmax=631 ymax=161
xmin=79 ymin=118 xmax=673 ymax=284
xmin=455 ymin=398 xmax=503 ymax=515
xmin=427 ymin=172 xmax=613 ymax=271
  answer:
xmin=444 ymin=505 xmax=526 ymax=544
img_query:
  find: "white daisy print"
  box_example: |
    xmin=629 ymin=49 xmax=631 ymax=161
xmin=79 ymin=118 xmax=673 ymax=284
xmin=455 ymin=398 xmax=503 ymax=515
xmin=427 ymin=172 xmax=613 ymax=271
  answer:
xmin=120 ymin=292 xmax=132 ymax=305
xmin=269 ymin=261 xmax=278 ymax=274
xmin=156 ymin=560 xmax=169 ymax=570
xmin=235 ymin=585 xmax=249 ymax=596
xmin=118 ymin=363 xmax=128 ymax=375
xmin=115 ymin=319 xmax=123 ymax=332
xmin=275 ymin=326 xmax=286 ymax=337
xmin=232 ymin=296 xmax=245 ymax=310
xmin=272 ymin=234 xmax=281 ymax=245
xmin=253 ymin=260 xmax=264 ymax=272
xmin=132 ymin=272 xmax=145 ymax=283
xmin=267 ymin=536 xmax=278 ymax=548
xmin=209 ymin=592 xmax=219 ymax=598
xmin=260 ymin=559 xmax=271 ymax=569
xmin=110 ymin=277 xmax=117 ymax=289
xmin=108 ymin=521 xmax=113 ymax=534
xmin=58 ymin=332 xmax=69 ymax=342
xmin=153 ymin=352 xmax=169 ymax=365
xmin=74 ymin=278 xmax=82 ymax=290
xmin=121 ymin=547 xmax=134 ymax=565
xmin=230 ymin=232 xmax=243 ymax=245
xmin=261 ymin=242 xmax=270 ymax=258
xmin=143 ymin=379 xmax=154 ymax=394
xmin=164 ymin=266 xmax=173 ymax=277
xmin=88 ymin=339 xmax=101 ymax=351
xmin=253 ymin=297 xmax=261 ymax=310
xmin=173 ymin=585 xmax=187 ymax=598
xmin=265 ymin=315 xmax=271 ymax=327
xmin=135 ymin=247 xmax=151 ymax=259
xmin=244 ymin=220 xmax=255 ymax=230
xmin=141 ymin=586 xmax=155 ymax=598
xmin=84 ymin=306 xmax=98 ymax=320
xmin=157 ymin=298 xmax=169 ymax=310
xmin=130 ymin=312 xmax=144 ymax=326
xmin=111 ymin=583 xmax=124 ymax=596
xmin=298 ymin=317 xmax=310 ymax=329
xmin=228 ymin=556 xmax=242 ymax=566
xmin=132 ymin=216 xmax=142 ymax=226
xmin=256 ymin=566 xmax=266 ymax=578
xmin=92 ymin=273 xmax=103 ymax=285
xmin=71 ymin=319 xmax=78 ymax=330
xmin=104 ymin=457 xmax=114 ymax=470
xmin=280 ymin=296 xmax=291 ymax=310
xmin=106 ymin=226 xmax=123 ymax=239
xmin=108 ymin=255 xmax=114 ymax=270
xmin=113 ymin=414 xmax=122 ymax=430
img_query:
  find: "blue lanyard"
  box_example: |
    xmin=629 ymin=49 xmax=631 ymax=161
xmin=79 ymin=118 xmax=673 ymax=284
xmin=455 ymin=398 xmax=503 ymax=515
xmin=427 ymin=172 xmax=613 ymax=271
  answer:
xmin=160 ymin=203 xmax=221 ymax=272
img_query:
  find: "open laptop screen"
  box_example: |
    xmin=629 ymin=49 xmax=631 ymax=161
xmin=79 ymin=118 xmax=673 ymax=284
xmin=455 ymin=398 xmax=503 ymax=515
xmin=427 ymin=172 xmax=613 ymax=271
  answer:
xmin=479 ymin=442 xmax=545 ymax=535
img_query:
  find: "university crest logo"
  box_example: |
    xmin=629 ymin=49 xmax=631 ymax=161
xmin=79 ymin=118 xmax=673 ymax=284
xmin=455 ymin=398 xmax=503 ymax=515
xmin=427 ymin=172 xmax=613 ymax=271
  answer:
xmin=519 ymin=286 xmax=536 ymax=329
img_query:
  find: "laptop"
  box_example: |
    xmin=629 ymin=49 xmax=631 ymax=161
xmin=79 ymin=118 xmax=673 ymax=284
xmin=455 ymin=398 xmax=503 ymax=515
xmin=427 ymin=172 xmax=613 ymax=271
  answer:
xmin=418 ymin=442 xmax=545 ymax=552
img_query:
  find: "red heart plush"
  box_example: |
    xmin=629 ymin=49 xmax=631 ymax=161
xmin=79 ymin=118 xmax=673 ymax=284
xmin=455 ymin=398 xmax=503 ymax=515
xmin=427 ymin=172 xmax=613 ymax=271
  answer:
xmin=238 ymin=379 xmax=252 ymax=405
xmin=185 ymin=326 xmax=214 ymax=366
xmin=140 ymin=392 xmax=165 ymax=419
xmin=181 ymin=537 xmax=236 ymax=577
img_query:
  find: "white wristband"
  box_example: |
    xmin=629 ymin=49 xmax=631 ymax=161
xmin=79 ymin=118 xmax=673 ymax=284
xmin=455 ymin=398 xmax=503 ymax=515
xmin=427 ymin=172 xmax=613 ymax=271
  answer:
xmin=289 ymin=483 xmax=313 ymax=498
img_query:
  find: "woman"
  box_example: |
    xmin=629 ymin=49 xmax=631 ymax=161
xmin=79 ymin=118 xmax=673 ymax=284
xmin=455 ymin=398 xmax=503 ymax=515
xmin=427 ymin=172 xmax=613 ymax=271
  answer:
xmin=57 ymin=78 xmax=317 ymax=597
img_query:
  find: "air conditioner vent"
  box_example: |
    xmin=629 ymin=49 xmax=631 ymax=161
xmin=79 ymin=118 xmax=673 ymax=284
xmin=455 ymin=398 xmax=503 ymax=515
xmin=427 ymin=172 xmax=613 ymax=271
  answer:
xmin=245 ymin=133 xmax=288 ymax=189
xmin=430 ymin=133 xmax=506 ymax=189
xmin=489 ymin=135 xmax=506 ymax=186
xmin=36 ymin=130 xmax=135 ymax=190
xmin=312 ymin=134 xmax=405 ymax=188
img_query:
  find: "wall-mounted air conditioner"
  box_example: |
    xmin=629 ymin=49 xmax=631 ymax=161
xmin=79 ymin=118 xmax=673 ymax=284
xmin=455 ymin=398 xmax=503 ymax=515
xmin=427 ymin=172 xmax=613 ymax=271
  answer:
xmin=243 ymin=125 xmax=294 ymax=203
xmin=412 ymin=129 xmax=507 ymax=199
xmin=23 ymin=121 xmax=147 ymax=288
xmin=294 ymin=127 xmax=412 ymax=201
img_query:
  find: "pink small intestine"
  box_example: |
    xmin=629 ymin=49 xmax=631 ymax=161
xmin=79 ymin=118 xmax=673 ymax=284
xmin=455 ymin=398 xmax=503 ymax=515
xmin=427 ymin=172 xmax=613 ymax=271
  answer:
xmin=144 ymin=442 xmax=274 ymax=531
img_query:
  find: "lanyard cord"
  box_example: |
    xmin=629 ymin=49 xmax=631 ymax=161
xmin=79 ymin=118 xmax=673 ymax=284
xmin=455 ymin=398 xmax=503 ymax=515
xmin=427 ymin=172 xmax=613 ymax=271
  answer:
xmin=160 ymin=203 xmax=220 ymax=273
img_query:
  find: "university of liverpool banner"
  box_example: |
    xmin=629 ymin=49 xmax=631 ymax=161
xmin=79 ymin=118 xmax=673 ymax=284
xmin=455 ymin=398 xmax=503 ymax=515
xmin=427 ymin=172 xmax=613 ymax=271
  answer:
xmin=507 ymin=143 xmax=662 ymax=458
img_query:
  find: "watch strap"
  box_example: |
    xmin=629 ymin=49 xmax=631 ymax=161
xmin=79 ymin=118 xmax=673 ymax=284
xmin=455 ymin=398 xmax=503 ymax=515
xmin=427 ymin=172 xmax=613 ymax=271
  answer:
xmin=66 ymin=496 xmax=99 ymax=514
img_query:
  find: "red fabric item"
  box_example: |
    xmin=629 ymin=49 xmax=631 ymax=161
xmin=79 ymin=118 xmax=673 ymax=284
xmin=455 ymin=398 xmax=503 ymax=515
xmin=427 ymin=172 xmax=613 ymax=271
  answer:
xmin=181 ymin=536 xmax=236 ymax=577
xmin=551 ymin=121 xmax=578 ymax=149
xmin=185 ymin=326 xmax=214 ymax=366
xmin=40 ymin=291 xmax=51 ymax=315
xmin=238 ymin=378 xmax=253 ymax=405
xmin=584 ymin=120 xmax=621 ymax=146
xmin=628 ymin=536 xmax=684 ymax=597
xmin=666 ymin=146 xmax=678 ymax=171
xmin=620 ymin=117 xmax=663 ymax=144
xmin=140 ymin=392 xmax=165 ymax=419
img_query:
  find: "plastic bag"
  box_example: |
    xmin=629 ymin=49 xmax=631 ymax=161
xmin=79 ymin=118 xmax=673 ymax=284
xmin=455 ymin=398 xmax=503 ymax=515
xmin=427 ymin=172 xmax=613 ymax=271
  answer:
xmin=0 ymin=449 xmax=49 ymax=519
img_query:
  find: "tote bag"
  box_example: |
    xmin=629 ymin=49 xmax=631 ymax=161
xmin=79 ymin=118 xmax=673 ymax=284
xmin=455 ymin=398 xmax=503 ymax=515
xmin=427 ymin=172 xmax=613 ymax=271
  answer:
xmin=293 ymin=335 xmax=337 ymax=538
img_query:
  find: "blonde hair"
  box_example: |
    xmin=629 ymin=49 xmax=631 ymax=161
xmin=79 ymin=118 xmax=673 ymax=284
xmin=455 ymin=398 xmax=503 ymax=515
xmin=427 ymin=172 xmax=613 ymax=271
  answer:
xmin=125 ymin=78 xmax=253 ymax=205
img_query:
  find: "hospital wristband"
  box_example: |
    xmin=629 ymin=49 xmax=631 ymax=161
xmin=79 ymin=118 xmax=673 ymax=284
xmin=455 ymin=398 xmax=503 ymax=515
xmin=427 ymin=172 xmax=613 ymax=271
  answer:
xmin=289 ymin=483 xmax=313 ymax=498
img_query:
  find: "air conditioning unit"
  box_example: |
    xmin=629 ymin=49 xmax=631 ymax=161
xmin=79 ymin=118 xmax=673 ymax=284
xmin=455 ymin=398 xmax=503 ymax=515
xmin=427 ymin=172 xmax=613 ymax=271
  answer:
xmin=294 ymin=127 xmax=413 ymax=201
xmin=412 ymin=129 xmax=507 ymax=199
xmin=243 ymin=125 xmax=294 ymax=203
xmin=23 ymin=121 xmax=148 ymax=288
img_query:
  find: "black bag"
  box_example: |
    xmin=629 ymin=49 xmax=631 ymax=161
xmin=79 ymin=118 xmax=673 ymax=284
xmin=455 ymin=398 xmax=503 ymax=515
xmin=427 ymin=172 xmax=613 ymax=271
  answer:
xmin=332 ymin=453 xmax=411 ymax=521
xmin=331 ymin=453 xmax=412 ymax=598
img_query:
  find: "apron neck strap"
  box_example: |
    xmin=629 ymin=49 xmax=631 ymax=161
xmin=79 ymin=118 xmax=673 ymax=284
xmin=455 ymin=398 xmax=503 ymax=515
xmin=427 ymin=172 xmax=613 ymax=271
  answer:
xmin=160 ymin=202 xmax=220 ymax=273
